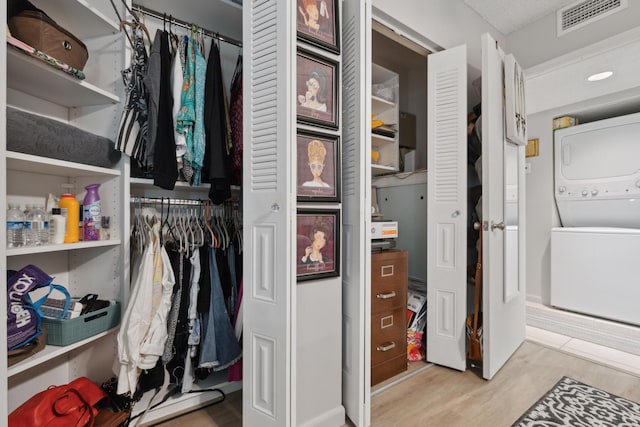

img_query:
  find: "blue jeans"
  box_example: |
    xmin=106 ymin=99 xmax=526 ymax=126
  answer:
xmin=198 ymin=248 xmax=242 ymax=369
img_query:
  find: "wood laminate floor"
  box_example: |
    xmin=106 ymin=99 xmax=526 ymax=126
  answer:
xmin=154 ymin=340 xmax=640 ymax=426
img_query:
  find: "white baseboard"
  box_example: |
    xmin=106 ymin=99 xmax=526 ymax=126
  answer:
xmin=297 ymin=405 xmax=346 ymax=427
xmin=526 ymin=302 xmax=640 ymax=356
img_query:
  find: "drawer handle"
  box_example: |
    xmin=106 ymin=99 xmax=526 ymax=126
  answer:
xmin=376 ymin=291 xmax=396 ymax=300
xmin=376 ymin=342 xmax=396 ymax=352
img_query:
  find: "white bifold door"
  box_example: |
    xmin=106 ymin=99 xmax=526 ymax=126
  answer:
xmin=341 ymin=1 xmax=372 ymax=426
xmin=243 ymin=1 xmax=294 ymax=425
xmin=427 ymin=33 xmax=527 ymax=379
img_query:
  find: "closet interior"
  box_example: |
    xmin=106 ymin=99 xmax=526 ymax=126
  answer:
xmin=4 ymin=0 xmax=245 ymax=424
xmin=369 ymin=21 xmax=485 ymax=388
xmin=114 ymin=2 xmax=246 ymax=423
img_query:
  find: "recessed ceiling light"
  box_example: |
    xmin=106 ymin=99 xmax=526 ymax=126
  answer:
xmin=587 ymin=71 xmax=613 ymax=82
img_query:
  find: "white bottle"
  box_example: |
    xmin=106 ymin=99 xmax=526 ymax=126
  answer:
xmin=6 ymin=204 xmax=25 ymax=248
xmin=49 ymin=208 xmax=66 ymax=244
xmin=26 ymin=205 xmax=49 ymax=246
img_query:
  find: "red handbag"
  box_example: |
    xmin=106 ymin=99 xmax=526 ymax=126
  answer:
xmin=9 ymin=377 xmax=108 ymax=427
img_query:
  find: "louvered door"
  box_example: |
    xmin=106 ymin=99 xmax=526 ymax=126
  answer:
xmin=243 ymin=1 xmax=294 ymax=425
xmin=341 ymin=0 xmax=371 ymax=425
xmin=426 ymin=44 xmax=467 ymax=371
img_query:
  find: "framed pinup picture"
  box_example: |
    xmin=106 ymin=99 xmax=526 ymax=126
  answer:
xmin=296 ymin=209 xmax=340 ymax=282
xmin=297 ymin=50 xmax=338 ymax=129
xmin=296 ymin=0 xmax=340 ymax=54
xmin=297 ymin=130 xmax=340 ymax=202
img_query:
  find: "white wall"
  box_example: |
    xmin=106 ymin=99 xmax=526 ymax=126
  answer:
xmin=507 ymin=1 xmax=640 ymax=69
xmin=372 ymin=0 xmax=506 ymax=110
xmin=372 ymin=0 xmax=506 ymax=71
xmin=523 ymin=111 xmax=558 ymax=303
xmin=296 ymin=280 xmax=345 ymax=427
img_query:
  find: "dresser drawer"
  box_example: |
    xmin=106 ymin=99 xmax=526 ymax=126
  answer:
xmin=371 ymin=250 xmax=407 ymax=312
xmin=371 ymin=307 xmax=406 ymax=366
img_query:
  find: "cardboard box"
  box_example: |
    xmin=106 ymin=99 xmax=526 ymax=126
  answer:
xmin=399 ymin=111 xmax=416 ymax=149
xmin=553 ymin=116 xmax=578 ymax=130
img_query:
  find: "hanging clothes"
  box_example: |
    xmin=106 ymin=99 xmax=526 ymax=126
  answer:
xmin=166 ymin=246 xmax=192 ymax=385
xmin=153 ymin=30 xmax=179 ymax=190
xmin=229 ymin=55 xmax=243 ymax=186
xmin=198 ymin=248 xmax=242 ymax=370
xmin=143 ymin=30 xmax=161 ymax=171
xmin=191 ymin=42 xmax=207 ymax=185
xmin=172 ymin=36 xmax=188 ymax=176
xmin=117 ymin=222 xmax=175 ymax=396
xmin=161 ymin=242 xmax=183 ymax=365
xmin=116 ymin=23 xmax=149 ymax=163
xmin=227 ymin=279 xmax=243 ymax=382
xmin=203 ymin=42 xmax=232 ymax=204
xmin=176 ymin=37 xmax=196 ymax=181
xmin=182 ymin=248 xmax=202 ymax=392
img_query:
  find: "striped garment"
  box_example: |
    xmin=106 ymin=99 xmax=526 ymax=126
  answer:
xmin=116 ymin=24 xmax=149 ymax=163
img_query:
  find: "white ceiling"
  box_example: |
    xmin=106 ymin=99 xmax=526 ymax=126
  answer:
xmin=463 ymin=0 xmax=578 ymax=35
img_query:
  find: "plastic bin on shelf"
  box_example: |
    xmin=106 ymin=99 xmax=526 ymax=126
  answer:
xmin=41 ymin=302 xmax=120 ymax=346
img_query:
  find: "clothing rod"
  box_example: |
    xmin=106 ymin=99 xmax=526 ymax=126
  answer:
xmin=130 ymin=196 xmax=204 ymax=206
xmin=132 ymin=4 xmax=242 ymax=48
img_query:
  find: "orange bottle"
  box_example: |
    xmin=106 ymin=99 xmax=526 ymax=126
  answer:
xmin=58 ymin=193 xmax=79 ymax=243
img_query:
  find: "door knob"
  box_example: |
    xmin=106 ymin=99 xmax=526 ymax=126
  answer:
xmin=490 ymin=221 xmax=505 ymax=231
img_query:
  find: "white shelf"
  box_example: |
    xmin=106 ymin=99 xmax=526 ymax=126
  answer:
xmin=130 ymin=178 xmax=241 ymax=192
xmin=8 ymin=327 xmax=118 ymax=378
xmin=372 ymin=164 xmax=397 ymax=175
xmin=7 ymin=49 xmax=120 ymax=108
xmin=372 ymin=95 xmax=395 ymax=109
xmin=31 ymin=0 xmax=119 ymax=39
xmin=7 ymin=151 xmax=121 ymax=177
xmin=372 ymin=133 xmax=396 ymax=145
xmin=130 ymin=177 xmax=211 ymax=190
xmin=7 ymin=239 xmax=122 ymax=257
xmin=371 ymin=63 xmax=400 ymax=174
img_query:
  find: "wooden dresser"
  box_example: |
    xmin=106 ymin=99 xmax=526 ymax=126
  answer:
xmin=371 ymin=249 xmax=408 ymax=386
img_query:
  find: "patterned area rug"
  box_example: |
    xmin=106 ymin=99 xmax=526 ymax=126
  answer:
xmin=512 ymin=376 xmax=640 ymax=426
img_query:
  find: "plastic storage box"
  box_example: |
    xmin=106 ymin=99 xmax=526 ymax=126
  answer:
xmin=41 ymin=302 xmax=120 ymax=346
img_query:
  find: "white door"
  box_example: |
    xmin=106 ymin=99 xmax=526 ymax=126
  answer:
xmin=341 ymin=0 xmax=372 ymax=426
xmin=480 ymin=33 xmax=526 ymax=379
xmin=426 ymin=35 xmax=526 ymax=375
xmin=242 ymin=2 xmax=294 ymax=425
xmin=426 ymin=45 xmax=468 ymax=371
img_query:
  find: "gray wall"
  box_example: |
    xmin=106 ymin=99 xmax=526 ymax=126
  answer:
xmin=376 ymin=182 xmax=427 ymax=282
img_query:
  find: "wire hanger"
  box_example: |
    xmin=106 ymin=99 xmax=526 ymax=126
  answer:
xmin=205 ymin=200 xmax=218 ymax=248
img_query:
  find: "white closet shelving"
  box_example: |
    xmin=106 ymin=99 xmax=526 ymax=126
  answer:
xmin=3 ymin=0 xmax=125 ymax=415
xmin=7 ymin=49 xmax=120 ymax=107
xmin=371 ymin=64 xmax=400 ymax=175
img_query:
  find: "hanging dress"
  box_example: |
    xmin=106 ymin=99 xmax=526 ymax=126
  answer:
xmin=153 ymin=30 xmax=179 ymax=190
xmin=116 ymin=23 xmax=149 ymax=163
xmin=203 ymin=42 xmax=232 ymax=204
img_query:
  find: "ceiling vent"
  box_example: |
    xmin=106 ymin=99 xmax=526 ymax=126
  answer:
xmin=557 ymin=0 xmax=627 ymax=36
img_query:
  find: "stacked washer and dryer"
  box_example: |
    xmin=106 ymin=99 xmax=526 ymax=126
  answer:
xmin=551 ymin=112 xmax=640 ymax=326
